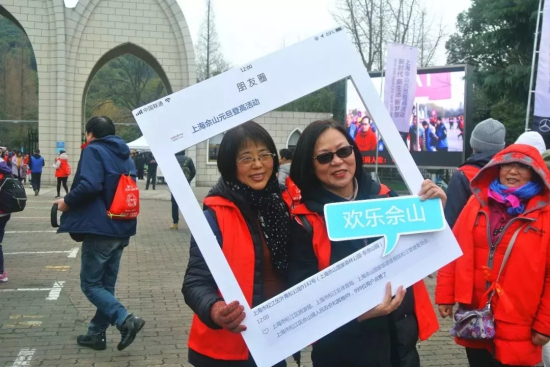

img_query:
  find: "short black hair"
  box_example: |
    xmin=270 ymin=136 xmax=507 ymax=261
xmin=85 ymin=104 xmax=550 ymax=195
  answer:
xmin=85 ymin=116 xmax=116 ymax=139
xmin=217 ymin=121 xmax=279 ymax=182
xmin=290 ymin=119 xmax=364 ymax=196
xmin=279 ymin=148 xmax=293 ymax=160
xmin=422 ymin=120 xmax=428 ymax=127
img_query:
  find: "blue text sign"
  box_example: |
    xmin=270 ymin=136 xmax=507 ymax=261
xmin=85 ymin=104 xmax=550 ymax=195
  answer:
xmin=324 ymin=196 xmax=445 ymax=256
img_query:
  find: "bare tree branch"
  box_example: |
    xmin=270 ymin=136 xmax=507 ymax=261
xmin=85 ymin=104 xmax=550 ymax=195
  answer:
xmin=334 ymin=0 xmax=446 ymax=70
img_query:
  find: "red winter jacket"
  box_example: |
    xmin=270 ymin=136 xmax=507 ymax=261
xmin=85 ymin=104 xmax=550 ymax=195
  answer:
xmin=436 ymin=144 xmax=550 ymax=366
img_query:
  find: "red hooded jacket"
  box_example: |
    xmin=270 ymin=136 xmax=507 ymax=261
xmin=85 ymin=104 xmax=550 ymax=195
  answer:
xmin=436 ymin=144 xmax=550 ymax=366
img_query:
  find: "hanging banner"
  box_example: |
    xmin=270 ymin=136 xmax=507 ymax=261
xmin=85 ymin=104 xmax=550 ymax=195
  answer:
xmin=533 ymin=0 xmax=550 ymax=135
xmin=383 ymin=43 xmax=418 ymax=133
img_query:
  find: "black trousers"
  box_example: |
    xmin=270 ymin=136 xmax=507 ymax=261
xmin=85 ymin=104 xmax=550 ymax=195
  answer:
xmin=31 ymin=172 xmax=42 ymax=192
xmin=171 ymin=194 xmax=179 ymax=224
xmin=137 ymin=168 xmax=144 ymax=180
xmin=57 ymin=177 xmax=68 ymax=196
xmin=146 ymin=171 xmax=156 ymax=190
xmin=466 ymin=348 xmax=529 ymax=367
xmin=0 ymin=215 xmax=11 ymax=274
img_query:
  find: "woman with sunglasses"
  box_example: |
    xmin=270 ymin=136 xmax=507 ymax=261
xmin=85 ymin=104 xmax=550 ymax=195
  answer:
xmin=288 ymin=119 xmax=444 ymax=367
xmin=183 ymin=121 xmax=289 ymax=367
xmin=436 ymin=144 xmax=550 ymax=367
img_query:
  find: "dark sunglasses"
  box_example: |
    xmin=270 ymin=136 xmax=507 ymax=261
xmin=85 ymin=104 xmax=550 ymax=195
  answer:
xmin=314 ymin=146 xmax=354 ymax=165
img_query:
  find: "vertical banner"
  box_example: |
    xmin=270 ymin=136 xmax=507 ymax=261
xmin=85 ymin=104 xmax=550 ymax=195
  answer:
xmin=383 ymin=43 xmax=418 ymax=133
xmin=534 ymin=0 xmax=550 ymax=135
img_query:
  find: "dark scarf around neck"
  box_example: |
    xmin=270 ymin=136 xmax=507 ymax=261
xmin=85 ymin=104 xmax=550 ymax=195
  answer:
xmin=224 ymin=176 xmax=290 ymax=275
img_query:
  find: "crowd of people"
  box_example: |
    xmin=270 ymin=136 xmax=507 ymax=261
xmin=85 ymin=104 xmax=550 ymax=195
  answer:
xmin=3 ymin=114 xmax=550 ymax=367
xmin=0 ymin=147 xmax=70 ymax=197
xmin=346 ymin=109 xmax=465 ymax=153
xmin=180 ymin=117 xmax=550 ymax=367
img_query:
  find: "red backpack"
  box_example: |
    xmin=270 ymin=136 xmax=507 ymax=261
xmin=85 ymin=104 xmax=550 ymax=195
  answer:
xmin=107 ymin=174 xmax=140 ymax=220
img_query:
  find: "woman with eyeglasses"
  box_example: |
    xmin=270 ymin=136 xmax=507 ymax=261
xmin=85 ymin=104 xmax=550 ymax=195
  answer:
xmin=288 ymin=119 xmax=445 ymax=367
xmin=183 ymin=121 xmax=289 ymax=367
xmin=436 ymin=144 xmax=550 ymax=367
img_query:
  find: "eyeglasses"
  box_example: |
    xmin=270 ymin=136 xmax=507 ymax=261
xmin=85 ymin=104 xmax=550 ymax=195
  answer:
xmin=501 ymin=162 xmax=531 ymax=173
xmin=313 ymin=146 xmax=354 ymax=165
xmin=237 ymin=152 xmax=276 ymax=166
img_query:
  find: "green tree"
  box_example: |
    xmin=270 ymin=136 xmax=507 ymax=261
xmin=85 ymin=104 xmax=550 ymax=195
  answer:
xmin=0 ymin=16 xmax=38 ymax=122
xmin=446 ymin=0 xmax=539 ymax=142
xmin=195 ymin=0 xmax=230 ymax=81
xmin=85 ymin=54 xmax=167 ymax=123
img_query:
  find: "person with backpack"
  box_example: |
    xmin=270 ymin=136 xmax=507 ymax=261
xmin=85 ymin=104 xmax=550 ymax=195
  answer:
xmin=29 ymin=149 xmax=45 ymax=196
xmin=444 ymin=118 xmax=506 ymax=229
xmin=53 ymin=150 xmax=71 ymax=198
xmin=0 ymin=157 xmax=27 ymax=283
xmin=0 ymin=160 xmax=15 ymax=283
xmin=182 ymin=121 xmax=290 ymax=367
xmin=288 ymin=119 xmax=445 ymax=367
xmin=170 ymin=153 xmax=196 ymax=230
xmin=54 ymin=116 xmax=144 ymax=352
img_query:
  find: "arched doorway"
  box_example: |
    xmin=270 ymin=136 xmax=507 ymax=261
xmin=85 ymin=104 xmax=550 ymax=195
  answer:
xmin=286 ymin=129 xmax=302 ymax=153
xmin=0 ymin=6 xmax=39 ymax=155
xmin=82 ymin=43 xmax=172 ymax=143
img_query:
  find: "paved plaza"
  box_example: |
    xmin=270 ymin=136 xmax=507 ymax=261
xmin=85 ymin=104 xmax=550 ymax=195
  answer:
xmin=1 ymin=180 xmax=474 ymax=367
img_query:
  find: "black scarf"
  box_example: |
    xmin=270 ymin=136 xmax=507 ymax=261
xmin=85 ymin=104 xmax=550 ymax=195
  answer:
xmin=225 ymin=177 xmax=290 ymax=274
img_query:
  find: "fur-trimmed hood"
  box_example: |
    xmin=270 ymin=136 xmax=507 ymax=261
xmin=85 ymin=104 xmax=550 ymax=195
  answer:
xmin=470 ymin=144 xmax=550 ymax=214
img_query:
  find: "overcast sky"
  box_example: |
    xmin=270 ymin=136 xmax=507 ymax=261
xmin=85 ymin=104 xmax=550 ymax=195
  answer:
xmin=176 ymin=0 xmax=472 ymax=67
xmin=64 ymin=0 xmax=471 ymax=67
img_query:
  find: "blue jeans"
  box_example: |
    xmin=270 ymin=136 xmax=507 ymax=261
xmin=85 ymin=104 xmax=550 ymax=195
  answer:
xmin=80 ymin=235 xmax=129 ymax=334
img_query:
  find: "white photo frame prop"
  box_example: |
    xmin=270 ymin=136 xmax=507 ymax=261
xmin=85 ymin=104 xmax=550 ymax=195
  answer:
xmin=134 ymin=28 xmax=462 ymax=367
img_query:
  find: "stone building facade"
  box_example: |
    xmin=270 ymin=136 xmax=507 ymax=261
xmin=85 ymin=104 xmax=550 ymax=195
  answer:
xmin=0 ymin=0 xmax=195 ymax=184
xmin=194 ymin=111 xmax=332 ymax=187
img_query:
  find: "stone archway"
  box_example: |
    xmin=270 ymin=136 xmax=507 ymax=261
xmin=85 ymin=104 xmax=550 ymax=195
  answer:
xmin=82 ymin=42 xmax=174 ymax=126
xmin=0 ymin=0 xmax=196 ymax=184
xmin=0 ymin=4 xmax=41 ymax=156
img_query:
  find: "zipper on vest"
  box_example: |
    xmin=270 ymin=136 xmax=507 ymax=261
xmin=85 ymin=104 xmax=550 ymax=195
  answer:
xmin=479 ymin=210 xmax=534 ymax=288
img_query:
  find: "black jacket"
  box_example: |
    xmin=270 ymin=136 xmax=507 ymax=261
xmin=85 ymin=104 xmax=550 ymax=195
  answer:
xmin=289 ymin=174 xmax=420 ymax=367
xmin=444 ymin=151 xmax=499 ymax=229
xmin=135 ymin=155 xmax=145 ymax=170
xmin=182 ymin=179 xmax=287 ymax=367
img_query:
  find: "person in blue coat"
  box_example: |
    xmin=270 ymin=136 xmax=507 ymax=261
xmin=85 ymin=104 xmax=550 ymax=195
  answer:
xmin=435 ymin=117 xmax=448 ymax=151
xmin=29 ymin=149 xmax=45 ymax=196
xmin=54 ymin=116 xmax=145 ymax=352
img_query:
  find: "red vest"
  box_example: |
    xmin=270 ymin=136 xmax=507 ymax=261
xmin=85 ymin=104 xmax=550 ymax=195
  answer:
xmin=187 ymin=196 xmax=254 ymax=360
xmin=55 ymin=160 xmax=71 ymax=178
xmin=282 ymin=176 xmax=301 ymax=210
xmin=292 ymin=184 xmax=439 ymax=341
xmin=457 ymin=165 xmax=480 ymax=183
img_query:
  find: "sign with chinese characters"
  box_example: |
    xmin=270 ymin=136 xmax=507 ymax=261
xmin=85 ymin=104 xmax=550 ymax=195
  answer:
xmin=533 ymin=0 xmax=550 ymax=135
xmin=325 ymin=196 xmax=445 ymax=256
xmin=383 ymin=43 xmax=418 ymax=133
xmin=133 ymin=27 xmax=462 ymax=367
xmin=56 ymin=141 xmax=65 ymax=154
